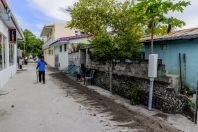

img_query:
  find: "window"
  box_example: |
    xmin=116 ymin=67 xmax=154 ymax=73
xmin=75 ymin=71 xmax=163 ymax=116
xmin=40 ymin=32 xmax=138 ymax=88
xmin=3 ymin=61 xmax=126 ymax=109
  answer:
xmin=160 ymin=43 xmax=168 ymax=50
xmin=80 ymin=32 xmax=85 ymax=35
xmin=75 ymin=31 xmax=78 ymax=36
xmin=9 ymin=44 xmax=14 ymax=65
xmin=64 ymin=44 xmax=67 ymax=51
xmin=60 ymin=45 xmax=62 ymax=52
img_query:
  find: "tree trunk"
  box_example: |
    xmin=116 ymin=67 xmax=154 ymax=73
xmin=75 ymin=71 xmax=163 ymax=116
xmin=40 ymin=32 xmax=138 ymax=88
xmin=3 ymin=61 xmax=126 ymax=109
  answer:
xmin=151 ymin=19 xmax=154 ymax=54
xmin=109 ymin=61 xmax=113 ymax=93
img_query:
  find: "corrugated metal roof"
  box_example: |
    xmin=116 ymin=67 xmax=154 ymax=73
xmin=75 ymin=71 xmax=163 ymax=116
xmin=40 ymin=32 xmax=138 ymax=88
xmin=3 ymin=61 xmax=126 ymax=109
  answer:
xmin=59 ymin=34 xmax=91 ymax=42
xmin=143 ymin=28 xmax=198 ymax=42
xmin=42 ymin=34 xmax=91 ymax=49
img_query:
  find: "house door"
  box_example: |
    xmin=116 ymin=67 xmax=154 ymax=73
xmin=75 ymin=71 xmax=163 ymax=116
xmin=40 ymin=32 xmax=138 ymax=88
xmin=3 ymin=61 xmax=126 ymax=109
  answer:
xmin=55 ymin=55 xmax=59 ymax=69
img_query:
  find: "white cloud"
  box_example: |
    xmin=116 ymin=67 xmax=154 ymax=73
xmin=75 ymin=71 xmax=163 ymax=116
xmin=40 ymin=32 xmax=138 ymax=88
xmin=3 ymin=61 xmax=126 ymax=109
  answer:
xmin=26 ymin=0 xmax=78 ymax=21
xmin=26 ymin=0 xmax=198 ymax=29
xmin=175 ymin=0 xmax=198 ymax=29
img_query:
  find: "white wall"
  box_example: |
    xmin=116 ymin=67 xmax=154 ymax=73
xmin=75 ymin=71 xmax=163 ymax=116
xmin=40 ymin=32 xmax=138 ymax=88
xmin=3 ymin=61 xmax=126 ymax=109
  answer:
xmin=0 ymin=19 xmax=18 ymax=89
xmin=0 ymin=65 xmax=17 ymax=88
xmin=54 ymin=23 xmax=76 ymax=40
xmin=44 ymin=47 xmax=55 ymax=67
xmin=54 ymin=44 xmax=69 ymax=70
xmin=0 ymin=19 xmax=8 ymax=36
xmin=69 ymin=52 xmax=80 ymax=66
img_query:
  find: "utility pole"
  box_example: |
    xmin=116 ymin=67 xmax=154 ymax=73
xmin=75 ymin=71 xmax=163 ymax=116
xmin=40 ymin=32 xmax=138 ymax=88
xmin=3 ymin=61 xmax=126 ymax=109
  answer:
xmin=148 ymin=54 xmax=158 ymax=111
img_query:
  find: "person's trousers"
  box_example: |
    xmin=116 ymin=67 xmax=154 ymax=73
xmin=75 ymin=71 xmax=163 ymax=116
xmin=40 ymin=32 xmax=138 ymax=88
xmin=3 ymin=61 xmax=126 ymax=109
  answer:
xmin=39 ymin=71 xmax=45 ymax=83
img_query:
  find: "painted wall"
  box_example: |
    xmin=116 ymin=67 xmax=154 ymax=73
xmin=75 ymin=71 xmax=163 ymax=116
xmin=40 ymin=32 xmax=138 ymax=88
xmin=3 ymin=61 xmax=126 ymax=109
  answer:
xmin=0 ymin=19 xmax=18 ymax=89
xmin=54 ymin=43 xmax=69 ymax=70
xmin=44 ymin=47 xmax=55 ymax=67
xmin=42 ymin=23 xmax=78 ymax=68
xmin=69 ymin=52 xmax=80 ymax=66
xmin=145 ymin=39 xmax=198 ymax=90
xmin=69 ymin=37 xmax=90 ymax=44
xmin=54 ymin=23 xmax=77 ymax=40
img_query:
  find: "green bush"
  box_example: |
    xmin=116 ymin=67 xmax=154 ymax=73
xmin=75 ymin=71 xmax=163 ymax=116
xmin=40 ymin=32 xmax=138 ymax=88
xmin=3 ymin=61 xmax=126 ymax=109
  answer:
xmin=128 ymin=86 xmax=144 ymax=105
xmin=188 ymin=100 xmax=195 ymax=110
xmin=183 ymin=85 xmax=196 ymax=97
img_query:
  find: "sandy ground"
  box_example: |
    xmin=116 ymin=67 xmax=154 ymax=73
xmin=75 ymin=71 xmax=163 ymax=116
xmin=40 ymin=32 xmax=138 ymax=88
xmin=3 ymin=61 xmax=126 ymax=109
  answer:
xmin=0 ymin=64 xmax=197 ymax=132
xmin=49 ymin=68 xmax=181 ymax=132
xmin=0 ymin=64 xmax=104 ymax=132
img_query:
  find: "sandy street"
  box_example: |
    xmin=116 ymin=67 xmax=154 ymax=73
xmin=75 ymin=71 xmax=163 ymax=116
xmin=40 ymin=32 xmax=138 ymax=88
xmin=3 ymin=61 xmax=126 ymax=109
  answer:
xmin=0 ymin=64 xmax=181 ymax=132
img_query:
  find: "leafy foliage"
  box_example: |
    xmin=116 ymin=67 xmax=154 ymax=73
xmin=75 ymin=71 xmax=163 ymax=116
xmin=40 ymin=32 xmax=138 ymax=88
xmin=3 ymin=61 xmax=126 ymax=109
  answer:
xmin=68 ymin=0 xmax=117 ymax=36
xmin=68 ymin=0 xmax=143 ymax=61
xmin=134 ymin=0 xmax=190 ymax=34
xmin=18 ymin=29 xmax=43 ymax=56
xmin=128 ymin=86 xmax=144 ymax=105
xmin=133 ymin=0 xmax=190 ymax=53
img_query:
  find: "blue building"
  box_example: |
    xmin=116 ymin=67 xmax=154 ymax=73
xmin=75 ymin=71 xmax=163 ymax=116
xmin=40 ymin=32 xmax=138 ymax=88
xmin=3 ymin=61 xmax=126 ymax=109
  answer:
xmin=144 ymin=28 xmax=198 ymax=90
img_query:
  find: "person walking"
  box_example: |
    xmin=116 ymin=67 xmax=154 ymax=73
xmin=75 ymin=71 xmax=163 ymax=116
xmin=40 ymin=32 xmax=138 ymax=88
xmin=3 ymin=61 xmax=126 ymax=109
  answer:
xmin=19 ymin=57 xmax=23 ymax=69
xmin=36 ymin=56 xmax=47 ymax=84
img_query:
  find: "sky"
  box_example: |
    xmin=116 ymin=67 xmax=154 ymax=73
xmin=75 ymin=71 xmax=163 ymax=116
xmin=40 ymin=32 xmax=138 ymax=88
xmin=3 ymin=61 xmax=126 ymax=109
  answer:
xmin=9 ymin=0 xmax=198 ymax=38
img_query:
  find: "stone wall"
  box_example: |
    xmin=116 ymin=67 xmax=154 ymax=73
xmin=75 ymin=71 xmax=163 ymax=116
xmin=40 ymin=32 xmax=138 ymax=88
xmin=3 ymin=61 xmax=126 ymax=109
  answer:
xmin=88 ymin=61 xmax=170 ymax=82
xmin=89 ymin=63 xmax=194 ymax=120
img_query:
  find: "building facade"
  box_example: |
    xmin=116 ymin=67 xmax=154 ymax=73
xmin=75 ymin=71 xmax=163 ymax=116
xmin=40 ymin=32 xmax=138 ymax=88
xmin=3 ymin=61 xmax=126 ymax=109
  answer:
xmin=144 ymin=28 xmax=198 ymax=90
xmin=0 ymin=0 xmax=24 ymax=88
xmin=47 ymin=35 xmax=90 ymax=70
xmin=41 ymin=23 xmax=82 ymax=67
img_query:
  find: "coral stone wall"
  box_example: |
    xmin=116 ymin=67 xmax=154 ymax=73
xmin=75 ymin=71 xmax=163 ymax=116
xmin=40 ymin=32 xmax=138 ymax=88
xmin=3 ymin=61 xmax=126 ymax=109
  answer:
xmin=88 ymin=62 xmax=194 ymax=120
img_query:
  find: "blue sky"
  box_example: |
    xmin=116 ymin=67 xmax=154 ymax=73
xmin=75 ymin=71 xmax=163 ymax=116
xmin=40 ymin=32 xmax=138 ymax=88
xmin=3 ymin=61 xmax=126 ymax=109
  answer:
xmin=9 ymin=0 xmax=75 ymax=37
xmin=9 ymin=0 xmax=198 ymax=38
xmin=9 ymin=0 xmax=50 ymax=37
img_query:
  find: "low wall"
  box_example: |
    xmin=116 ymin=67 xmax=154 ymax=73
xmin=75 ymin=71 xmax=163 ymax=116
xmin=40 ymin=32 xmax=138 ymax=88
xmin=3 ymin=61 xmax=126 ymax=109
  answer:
xmin=89 ymin=63 xmax=194 ymax=120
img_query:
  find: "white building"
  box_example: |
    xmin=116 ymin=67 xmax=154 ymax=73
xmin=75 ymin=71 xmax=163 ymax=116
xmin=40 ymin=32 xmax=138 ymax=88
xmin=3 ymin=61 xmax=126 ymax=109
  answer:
xmin=52 ymin=35 xmax=91 ymax=70
xmin=0 ymin=0 xmax=24 ymax=88
xmin=41 ymin=22 xmax=89 ymax=70
xmin=41 ymin=23 xmax=81 ymax=67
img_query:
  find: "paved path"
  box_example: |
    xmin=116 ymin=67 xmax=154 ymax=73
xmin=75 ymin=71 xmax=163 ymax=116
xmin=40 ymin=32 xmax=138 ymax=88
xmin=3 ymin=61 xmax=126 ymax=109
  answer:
xmin=0 ymin=64 xmax=104 ymax=132
xmin=1 ymin=64 xmax=196 ymax=132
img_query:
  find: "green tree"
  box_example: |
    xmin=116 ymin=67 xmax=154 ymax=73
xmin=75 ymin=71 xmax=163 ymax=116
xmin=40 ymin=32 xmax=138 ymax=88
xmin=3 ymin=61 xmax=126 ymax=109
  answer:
xmin=18 ymin=29 xmax=43 ymax=56
xmin=134 ymin=0 xmax=190 ymax=53
xmin=68 ymin=0 xmax=143 ymax=92
xmin=68 ymin=0 xmax=117 ymax=35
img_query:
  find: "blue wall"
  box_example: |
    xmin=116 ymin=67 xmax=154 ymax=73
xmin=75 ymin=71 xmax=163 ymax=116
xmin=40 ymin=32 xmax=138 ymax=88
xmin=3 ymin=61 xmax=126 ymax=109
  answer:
xmin=145 ymin=39 xmax=198 ymax=90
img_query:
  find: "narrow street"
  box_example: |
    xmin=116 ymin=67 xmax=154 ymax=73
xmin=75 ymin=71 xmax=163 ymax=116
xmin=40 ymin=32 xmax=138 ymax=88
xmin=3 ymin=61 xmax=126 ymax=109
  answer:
xmin=0 ymin=64 xmax=181 ymax=132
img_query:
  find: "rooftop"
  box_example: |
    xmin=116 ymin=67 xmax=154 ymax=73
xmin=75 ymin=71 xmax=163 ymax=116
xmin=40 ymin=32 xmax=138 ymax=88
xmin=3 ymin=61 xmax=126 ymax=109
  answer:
xmin=143 ymin=27 xmax=198 ymax=42
xmin=0 ymin=0 xmax=24 ymax=38
xmin=42 ymin=34 xmax=91 ymax=49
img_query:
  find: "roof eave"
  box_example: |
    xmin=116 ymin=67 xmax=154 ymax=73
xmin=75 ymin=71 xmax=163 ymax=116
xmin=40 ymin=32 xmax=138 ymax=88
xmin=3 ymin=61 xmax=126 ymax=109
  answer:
xmin=1 ymin=0 xmax=24 ymax=39
xmin=40 ymin=25 xmax=54 ymax=37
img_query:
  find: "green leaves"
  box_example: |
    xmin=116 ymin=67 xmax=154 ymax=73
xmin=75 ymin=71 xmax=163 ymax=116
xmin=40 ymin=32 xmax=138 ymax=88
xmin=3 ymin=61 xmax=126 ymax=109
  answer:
xmin=68 ymin=0 xmax=143 ymax=62
xmin=135 ymin=0 xmax=190 ymax=35
xmin=18 ymin=29 xmax=43 ymax=56
xmin=134 ymin=0 xmax=190 ymax=53
xmin=68 ymin=0 xmax=189 ymax=59
xmin=68 ymin=0 xmax=117 ymax=35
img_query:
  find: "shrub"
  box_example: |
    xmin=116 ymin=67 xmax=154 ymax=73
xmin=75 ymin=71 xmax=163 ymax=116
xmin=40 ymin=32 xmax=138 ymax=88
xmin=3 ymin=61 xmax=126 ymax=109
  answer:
xmin=128 ymin=86 xmax=144 ymax=105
